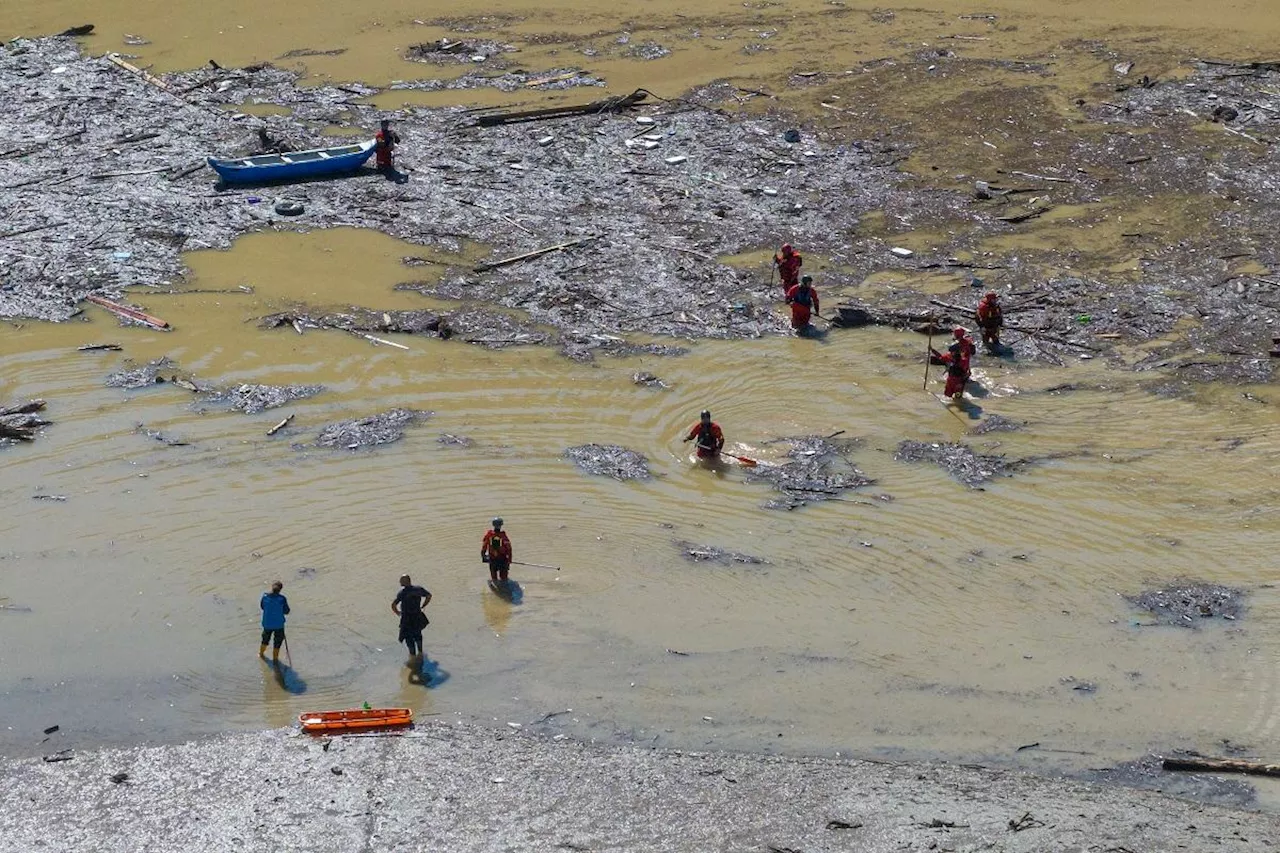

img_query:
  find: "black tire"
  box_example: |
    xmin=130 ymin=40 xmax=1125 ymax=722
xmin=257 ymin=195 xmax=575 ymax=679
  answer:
xmin=274 ymin=199 xmax=304 ymax=216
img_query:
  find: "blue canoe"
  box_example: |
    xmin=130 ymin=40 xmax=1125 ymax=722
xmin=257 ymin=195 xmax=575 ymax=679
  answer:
xmin=207 ymin=139 xmax=377 ymax=185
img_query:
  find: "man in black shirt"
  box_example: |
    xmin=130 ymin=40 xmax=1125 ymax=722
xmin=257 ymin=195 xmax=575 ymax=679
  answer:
xmin=391 ymin=574 xmax=432 ymax=658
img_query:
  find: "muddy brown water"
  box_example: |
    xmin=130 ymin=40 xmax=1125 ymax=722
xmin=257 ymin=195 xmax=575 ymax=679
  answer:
xmin=4 ymin=0 xmax=1280 ymax=805
xmin=2 ymin=229 xmax=1280 ymax=796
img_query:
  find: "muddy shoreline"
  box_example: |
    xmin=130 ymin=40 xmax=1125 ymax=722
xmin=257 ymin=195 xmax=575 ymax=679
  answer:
xmin=3 ymin=723 xmax=1278 ymax=852
xmin=3 ymin=37 xmax=1279 ymax=379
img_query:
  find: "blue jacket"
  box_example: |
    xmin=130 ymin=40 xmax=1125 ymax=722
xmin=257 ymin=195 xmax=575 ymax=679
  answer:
xmin=260 ymin=592 xmax=290 ymax=630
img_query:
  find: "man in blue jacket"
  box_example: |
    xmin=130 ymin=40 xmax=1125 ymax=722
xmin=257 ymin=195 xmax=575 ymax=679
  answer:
xmin=259 ymin=581 xmax=290 ymax=662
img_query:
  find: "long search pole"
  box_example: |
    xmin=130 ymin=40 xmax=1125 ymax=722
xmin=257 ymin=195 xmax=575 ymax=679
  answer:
xmin=922 ymin=319 xmax=935 ymax=391
xmin=511 ymin=561 xmax=561 ymax=571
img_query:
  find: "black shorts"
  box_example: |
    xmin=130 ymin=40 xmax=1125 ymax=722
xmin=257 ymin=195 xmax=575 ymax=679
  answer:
xmin=489 ymin=558 xmax=510 ymax=575
xmin=261 ymin=628 xmax=285 ymax=647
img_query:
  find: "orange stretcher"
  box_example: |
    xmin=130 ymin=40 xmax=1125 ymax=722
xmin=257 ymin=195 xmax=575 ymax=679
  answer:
xmin=298 ymin=708 xmax=413 ymax=734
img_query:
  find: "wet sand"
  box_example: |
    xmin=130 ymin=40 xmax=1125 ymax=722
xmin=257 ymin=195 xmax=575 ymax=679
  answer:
xmin=3 ymin=723 xmax=1279 ymax=853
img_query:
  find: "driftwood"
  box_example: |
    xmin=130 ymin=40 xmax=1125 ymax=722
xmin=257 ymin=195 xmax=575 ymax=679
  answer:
xmin=996 ymin=206 xmax=1052 ymax=224
xmin=1004 ymin=169 xmax=1072 ymax=184
xmin=1163 ymin=756 xmax=1280 ymax=777
xmin=0 ymin=220 xmax=69 ymax=240
xmin=472 ymin=236 xmax=599 ymax=273
xmin=1004 ymin=324 xmax=1096 ymax=350
xmin=105 ymin=53 xmax=171 ymax=92
xmin=351 ymin=331 xmax=410 ymax=350
xmin=77 ymin=343 xmax=122 ymax=352
xmin=476 ymin=89 xmax=648 ymax=127
xmin=0 ymin=421 xmax=38 ymax=441
xmin=266 ymin=414 xmax=295 ymax=436
xmin=85 ymin=294 xmax=171 ymax=330
xmin=0 ymin=400 xmax=46 ymax=417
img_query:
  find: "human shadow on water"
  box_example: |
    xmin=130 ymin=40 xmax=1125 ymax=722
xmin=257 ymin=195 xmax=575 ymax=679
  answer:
xmin=407 ymin=654 xmax=450 ymax=688
xmin=488 ymin=579 xmax=524 ymax=605
xmin=797 ymin=322 xmax=831 ymax=341
xmin=266 ymin=660 xmax=308 ymax=695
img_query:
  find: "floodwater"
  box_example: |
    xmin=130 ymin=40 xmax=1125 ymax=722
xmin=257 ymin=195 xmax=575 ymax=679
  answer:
xmin=3 ymin=0 xmax=1280 ymax=802
xmin=3 ymin=228 xmax=1280 ymax=782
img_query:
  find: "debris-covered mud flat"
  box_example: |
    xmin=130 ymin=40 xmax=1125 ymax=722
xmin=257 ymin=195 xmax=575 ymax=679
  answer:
xmin=4 ymin=36 xmax=1277 ymax=377
xmin=3 ymin=724 xmax=1279 ymax=853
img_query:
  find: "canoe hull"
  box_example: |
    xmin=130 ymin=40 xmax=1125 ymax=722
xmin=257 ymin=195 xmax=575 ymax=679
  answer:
xmin=299 ymin=707 xmax=413 ymax=734
xmin=208 ymin=139 xmax=377 ymax=185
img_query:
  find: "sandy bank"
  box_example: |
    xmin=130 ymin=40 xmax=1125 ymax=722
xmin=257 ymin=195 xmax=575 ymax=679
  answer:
xmin=2 ymin=723 xmax=1277 ymax=852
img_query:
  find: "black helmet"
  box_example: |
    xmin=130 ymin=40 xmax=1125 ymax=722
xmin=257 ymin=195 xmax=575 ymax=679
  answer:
xmin=492 ymin=517 xmax=503 ymax=528
xmin=801 ymin=275 xmax=813 ymax=285
xmin=700 ymin=410 xmax=711 ymax=420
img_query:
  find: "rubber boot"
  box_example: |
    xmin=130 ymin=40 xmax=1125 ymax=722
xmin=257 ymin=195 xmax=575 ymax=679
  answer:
xmin=259 ymin=644 xmax=267 ymax=657
xmin=272 ymin=647 xmax=280 ymax=663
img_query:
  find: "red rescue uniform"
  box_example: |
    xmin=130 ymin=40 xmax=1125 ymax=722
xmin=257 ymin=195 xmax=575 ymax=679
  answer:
xmin=976 ymin=295 xmax=1003 ymax=347
xmin=774 ymin=250 xmax=802 ymax=289
xmin=934 ymin=339 xmax=973 ymax=398
xmin=686 ymin=421 xmax=725 ymax=459
xmin=375 ymin=127 xmax=400 ymax=170
xmin=481 ymin=528 xmax=512 ymax=580
xmin=785 ymin=283 xmax=819 ymax=330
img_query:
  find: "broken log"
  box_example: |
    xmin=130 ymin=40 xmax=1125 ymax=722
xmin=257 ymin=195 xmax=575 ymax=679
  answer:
xmin=476 ymin=89 xmax=647 ymax=127
xmin=77 ymin=343 xmax=123 ymax=352
xmin=1163 ymin=756 xmax=1280 ymax=777
xmin=85 ymin=294 xmax=171 ymax=330
xmin=472 ymin=236 xmax=599 ymax=273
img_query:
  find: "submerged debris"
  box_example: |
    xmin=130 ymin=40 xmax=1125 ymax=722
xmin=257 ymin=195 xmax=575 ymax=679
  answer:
xmin=312 ymin=409 xmax=431 ymax=450
xmin=262 ymin=306 xmax=551 ymax=350
xmin=564 ymin=444 xmax=651 ymax=480
xmin=135 ymin=424 xmax=189 ymax=447
xmin=748 ymin=435 xmax=871 ymax=510
xmin=105 ymin=357 xmax=175 ymax=389
xmin=967 ymin=414 xmax=1025 ymax=435
xmin=632 ymin=371 xmax=670 ymax=389
xmin=437 ymin=433 xmax=474 ymax=448
xmin=261 ymin=308 xmax=443 ymax=337
xmin=405 ymin=38 xmax=513 ymax=65
xmin=200 ymin=383 xmax=324 ymax=415
xmin=674 ymin=540 xmax=768 ymax=566
xmin=559 ymin=335 xmax=688 ymax=363
xmin=894 ymin=440 xmax=1025 ymax=488
xmin=1082 ymin=752 xmax=1255 ymax=810
xmin=0 ymin=399 xmax=51 ymax=444
xmin=1125 ymin=582 xmax=1244 ymax=627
